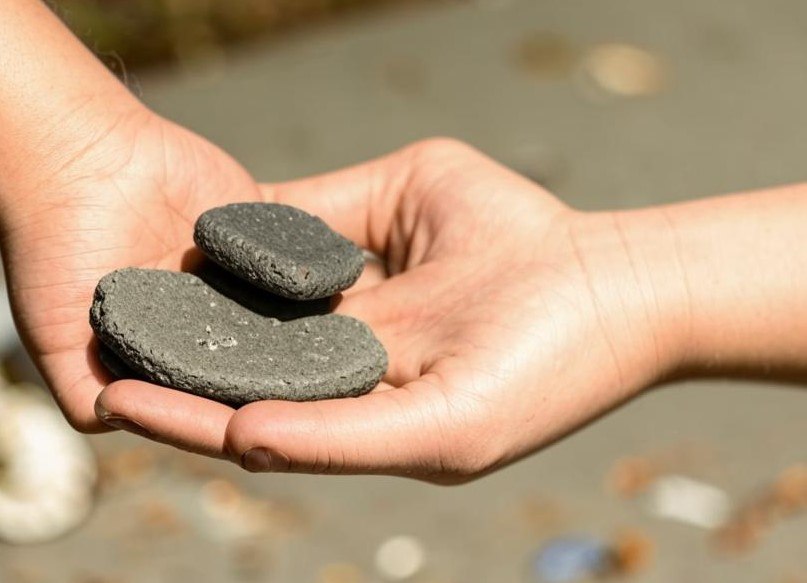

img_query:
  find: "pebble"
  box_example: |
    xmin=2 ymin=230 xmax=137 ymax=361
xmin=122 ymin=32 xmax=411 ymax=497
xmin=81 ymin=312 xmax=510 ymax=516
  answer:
xmin=580 ymin=43 xmax=667 ymax=98
xmin=0 ymin=383 xmax=97 ymax=544
xmin=194 ymin=203 xmax=364 ymax=300
xmin=90 ymin=268 xmax=387 ymax=406
xmin=374 ymin=535 xmax=426 ymax=581
xmin=643 ymin=474 xmax=730 ymax=529
xmin=196 ymin=259 xmax=331 ymax=320
xmin=98 ymin=343 xmax=142 ymax=381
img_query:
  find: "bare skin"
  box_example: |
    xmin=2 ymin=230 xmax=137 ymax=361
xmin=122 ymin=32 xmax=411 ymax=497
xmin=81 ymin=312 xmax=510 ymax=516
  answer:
xmin=1 ymin=1 xmax=805 ymax=483
xmin=95 ymin=138 xmax=685 ymax=481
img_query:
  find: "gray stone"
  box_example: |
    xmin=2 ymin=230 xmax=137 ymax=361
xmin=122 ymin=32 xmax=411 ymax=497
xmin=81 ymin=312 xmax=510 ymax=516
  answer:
xmin=89 ymin=268 xmax=387 ymax=407
xmin=194 ymin=203 xmax=364 ymax=300
xmin=98 ymin=343 xmax=143 ymax=381
xmin=195 ymin=259 xmax=332 ymax=320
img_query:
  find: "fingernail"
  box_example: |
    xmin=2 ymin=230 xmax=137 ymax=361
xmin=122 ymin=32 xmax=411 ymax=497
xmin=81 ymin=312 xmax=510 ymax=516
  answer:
xmin=100 ymin=415 xmax=153 ymax=439
xmin=241 ymin=448 xmax=272 ymax=472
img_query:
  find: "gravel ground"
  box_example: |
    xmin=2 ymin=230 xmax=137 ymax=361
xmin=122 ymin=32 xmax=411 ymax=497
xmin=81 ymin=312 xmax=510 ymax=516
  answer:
xmin=2 ymin=1 xmax=806 ymax=581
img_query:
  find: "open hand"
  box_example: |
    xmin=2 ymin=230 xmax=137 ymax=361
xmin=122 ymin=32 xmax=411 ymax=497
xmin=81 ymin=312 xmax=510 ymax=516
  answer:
xmin=86 ymin=137 xmax=681 ymax=482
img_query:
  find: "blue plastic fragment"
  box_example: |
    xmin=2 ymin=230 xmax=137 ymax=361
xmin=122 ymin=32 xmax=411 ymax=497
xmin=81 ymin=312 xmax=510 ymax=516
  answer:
xmin=529 ymin=536 xmax=612 ymax=583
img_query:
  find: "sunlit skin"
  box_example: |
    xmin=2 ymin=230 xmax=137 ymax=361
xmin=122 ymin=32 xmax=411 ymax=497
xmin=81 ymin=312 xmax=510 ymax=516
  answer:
xmin=2 ymin=116 xmax=679 ymax=481
xmin=2 ymin=0 xmax=806 ymax=483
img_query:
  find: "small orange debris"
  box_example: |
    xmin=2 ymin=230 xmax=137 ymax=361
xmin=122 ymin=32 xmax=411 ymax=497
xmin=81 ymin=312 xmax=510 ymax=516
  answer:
xmin=607 ymin=456 xmax=659 ymax=498
xmin=611 ymin=529 xmax=655 ymax=575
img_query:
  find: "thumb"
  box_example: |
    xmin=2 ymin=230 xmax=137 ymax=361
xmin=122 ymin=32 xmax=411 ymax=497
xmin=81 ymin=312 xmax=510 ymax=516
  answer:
xmin=258 ymin=145 xmax=411 ymax=257
xmin=224 ymin=376 xmax=497 ymax=483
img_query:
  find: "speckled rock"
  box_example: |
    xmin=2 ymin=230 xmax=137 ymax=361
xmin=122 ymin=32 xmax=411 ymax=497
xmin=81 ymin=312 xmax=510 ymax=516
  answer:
xmin=196 ymin=260 xmax=332 ymax=320
xmin=194 ymin=203 xmax=364 ymax=300
xmin=90 ymin=268 xmax=387 ymax=407
xmin=98 ymin=343 xmax=143 ymax=381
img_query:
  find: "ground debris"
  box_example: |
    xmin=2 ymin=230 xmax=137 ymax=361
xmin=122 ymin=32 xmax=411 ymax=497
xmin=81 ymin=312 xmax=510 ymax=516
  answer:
xmin=529 ymin=528 xmax=654 ymax=582
xmin=607 ymin=456 xmax=660 ymax=498
xmin=606 ymin=444 xmax=720 ymax=499
xmin=0 ymin=383 xmax=97 ymax=544
xmin=137 ymin=497 xmax=187 ymax=536
xmin=318 ymin=562 xmax=364 ymax=583
xmin=610 ymin=529 xmax=654 ymax=576
xmin=98 ymin=446 xmax=158 ymax=490
xmin=375 ymin=535 xmax=426 ymax=581
xmin=644 ymin=475 xmax=731 ymax=529
xmin=516 ymin=496 xmax=566 ymax=535
xmin=231 ymin=541 xmax=274 ymax=581
xmin=714 ymin=463 xmax=807 ymax=556
xmin=198 ymin=479 xmax=309 ymax=539
xmin=513 ymin=32 xmax=577 ymax=79
xmin=580 ymin=43 xmax=668 ymax=98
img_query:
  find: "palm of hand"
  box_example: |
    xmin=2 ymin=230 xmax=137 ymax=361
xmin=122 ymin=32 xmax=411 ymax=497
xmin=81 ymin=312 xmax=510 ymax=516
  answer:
xmin=3 ymin=113 xmax=261 ymax=430
xmin=10 ymin=130 xmax=653 ymax=482
xmin=221 ymin=140 xmax=654 ymax=481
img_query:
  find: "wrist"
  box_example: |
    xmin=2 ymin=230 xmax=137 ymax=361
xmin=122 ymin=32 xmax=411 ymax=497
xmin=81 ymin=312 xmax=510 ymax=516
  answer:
xmin=558 ymin=209 xmax=692 ymax=391
xmin=599 ymin=183 xmax=807 ymax=381
xmin=645 ymin=184 xmax=807 ymax=378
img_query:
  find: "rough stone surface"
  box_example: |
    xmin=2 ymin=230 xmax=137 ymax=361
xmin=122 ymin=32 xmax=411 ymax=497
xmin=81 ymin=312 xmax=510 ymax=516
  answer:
xmin=90 ymin=268 xmax=387 ymax=407
xmin=196 ymin=260 xmax=332 ymax=320
xmin=98 ymin=343 xmax=143 ymax=381
xmin=194 ymin=203 xmax=364 ymax=300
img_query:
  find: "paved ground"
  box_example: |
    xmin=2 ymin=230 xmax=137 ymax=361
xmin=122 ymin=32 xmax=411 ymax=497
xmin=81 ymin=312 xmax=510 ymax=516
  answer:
xmin=2 ymin=1 xmax=807 ymax=581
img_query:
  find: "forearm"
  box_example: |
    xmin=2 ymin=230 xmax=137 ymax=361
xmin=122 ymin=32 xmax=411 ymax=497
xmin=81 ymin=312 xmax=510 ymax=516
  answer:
xmin=618 ymin=182 xmax=807 ymax=378
xmin=0 ymin=0 xmax=143 ymax=198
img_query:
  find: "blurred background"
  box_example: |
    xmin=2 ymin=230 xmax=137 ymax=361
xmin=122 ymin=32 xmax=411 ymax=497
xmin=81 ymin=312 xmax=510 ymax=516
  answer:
xmin=0 ymin=0 xmax=805 ymax=581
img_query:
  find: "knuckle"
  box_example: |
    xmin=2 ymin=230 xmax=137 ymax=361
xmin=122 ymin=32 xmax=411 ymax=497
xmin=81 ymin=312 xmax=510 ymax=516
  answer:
xmin=306 ymin=446 xmax=347 ymax=475
xmin=223 ymin=405 xmax=259 ymax=452
xmin=225 ymin=404 xmax=344 ymax=476
xmin=96 ymin=380 xmax=124 ymax=402
xmin=64 ymin=413 xmax=96 ymax=434
xmin=406 ymin=137 xmax=476 ymax=160
xmin=63 ymin=403 xmax=104 ymax=434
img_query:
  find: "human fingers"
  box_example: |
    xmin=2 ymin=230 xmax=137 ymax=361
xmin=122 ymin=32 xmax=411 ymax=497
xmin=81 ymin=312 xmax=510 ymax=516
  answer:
xmin=95 ymin=380 xmax=234 ymax=458
xmin=38 ymin=346 xmax=117 ymax=433
xmin=258 ymin=138 xmax=489 ymax=258
xmin=224 ymin=373 xmax=503 ymax=483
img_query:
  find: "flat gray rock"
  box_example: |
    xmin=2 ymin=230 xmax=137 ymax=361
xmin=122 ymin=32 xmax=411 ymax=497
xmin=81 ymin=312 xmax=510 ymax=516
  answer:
xmin=194 ymin=203 xmax=364 ymax=300
xmin=195 ymin=259 xmax=332 ymax=320
xmin=90 ymin=268 xmax=387 ymax=407
xmin=98 ymin=343 xmax=143 ymax=381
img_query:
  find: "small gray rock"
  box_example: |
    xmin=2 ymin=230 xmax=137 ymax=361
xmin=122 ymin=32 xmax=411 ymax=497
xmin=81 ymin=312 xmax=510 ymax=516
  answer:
xmin=98 ymin=343 xmax=143 ymax=381
xmin=90 ymin=268 xmax=387 ymax=407
xmin=195 ymin=259 xmax=332 ymax=320
xmin=194 ymin=203 xmax=364 ymax=300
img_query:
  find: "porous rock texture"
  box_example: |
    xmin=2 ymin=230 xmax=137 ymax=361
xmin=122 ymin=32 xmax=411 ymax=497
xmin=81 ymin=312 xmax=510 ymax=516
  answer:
xmin=90 ymin=268 xmax=387 ymax=407
xmin=194 ymin=203 xmax=364 ymax=300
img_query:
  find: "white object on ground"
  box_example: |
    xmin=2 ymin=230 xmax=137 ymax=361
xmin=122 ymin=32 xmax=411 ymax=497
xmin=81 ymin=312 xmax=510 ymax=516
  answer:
xmin=644 ymin=474 xmax=731 ymax=529
xmin=197 ymin=478 xmax=271 ymax=540
xmin=0 ymin=383 xmax=97 ymax=544
xmin=374 ymin=535 xmax=426 ymax=581
xmin=582 ymin=43 xmax=667 ymax=97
